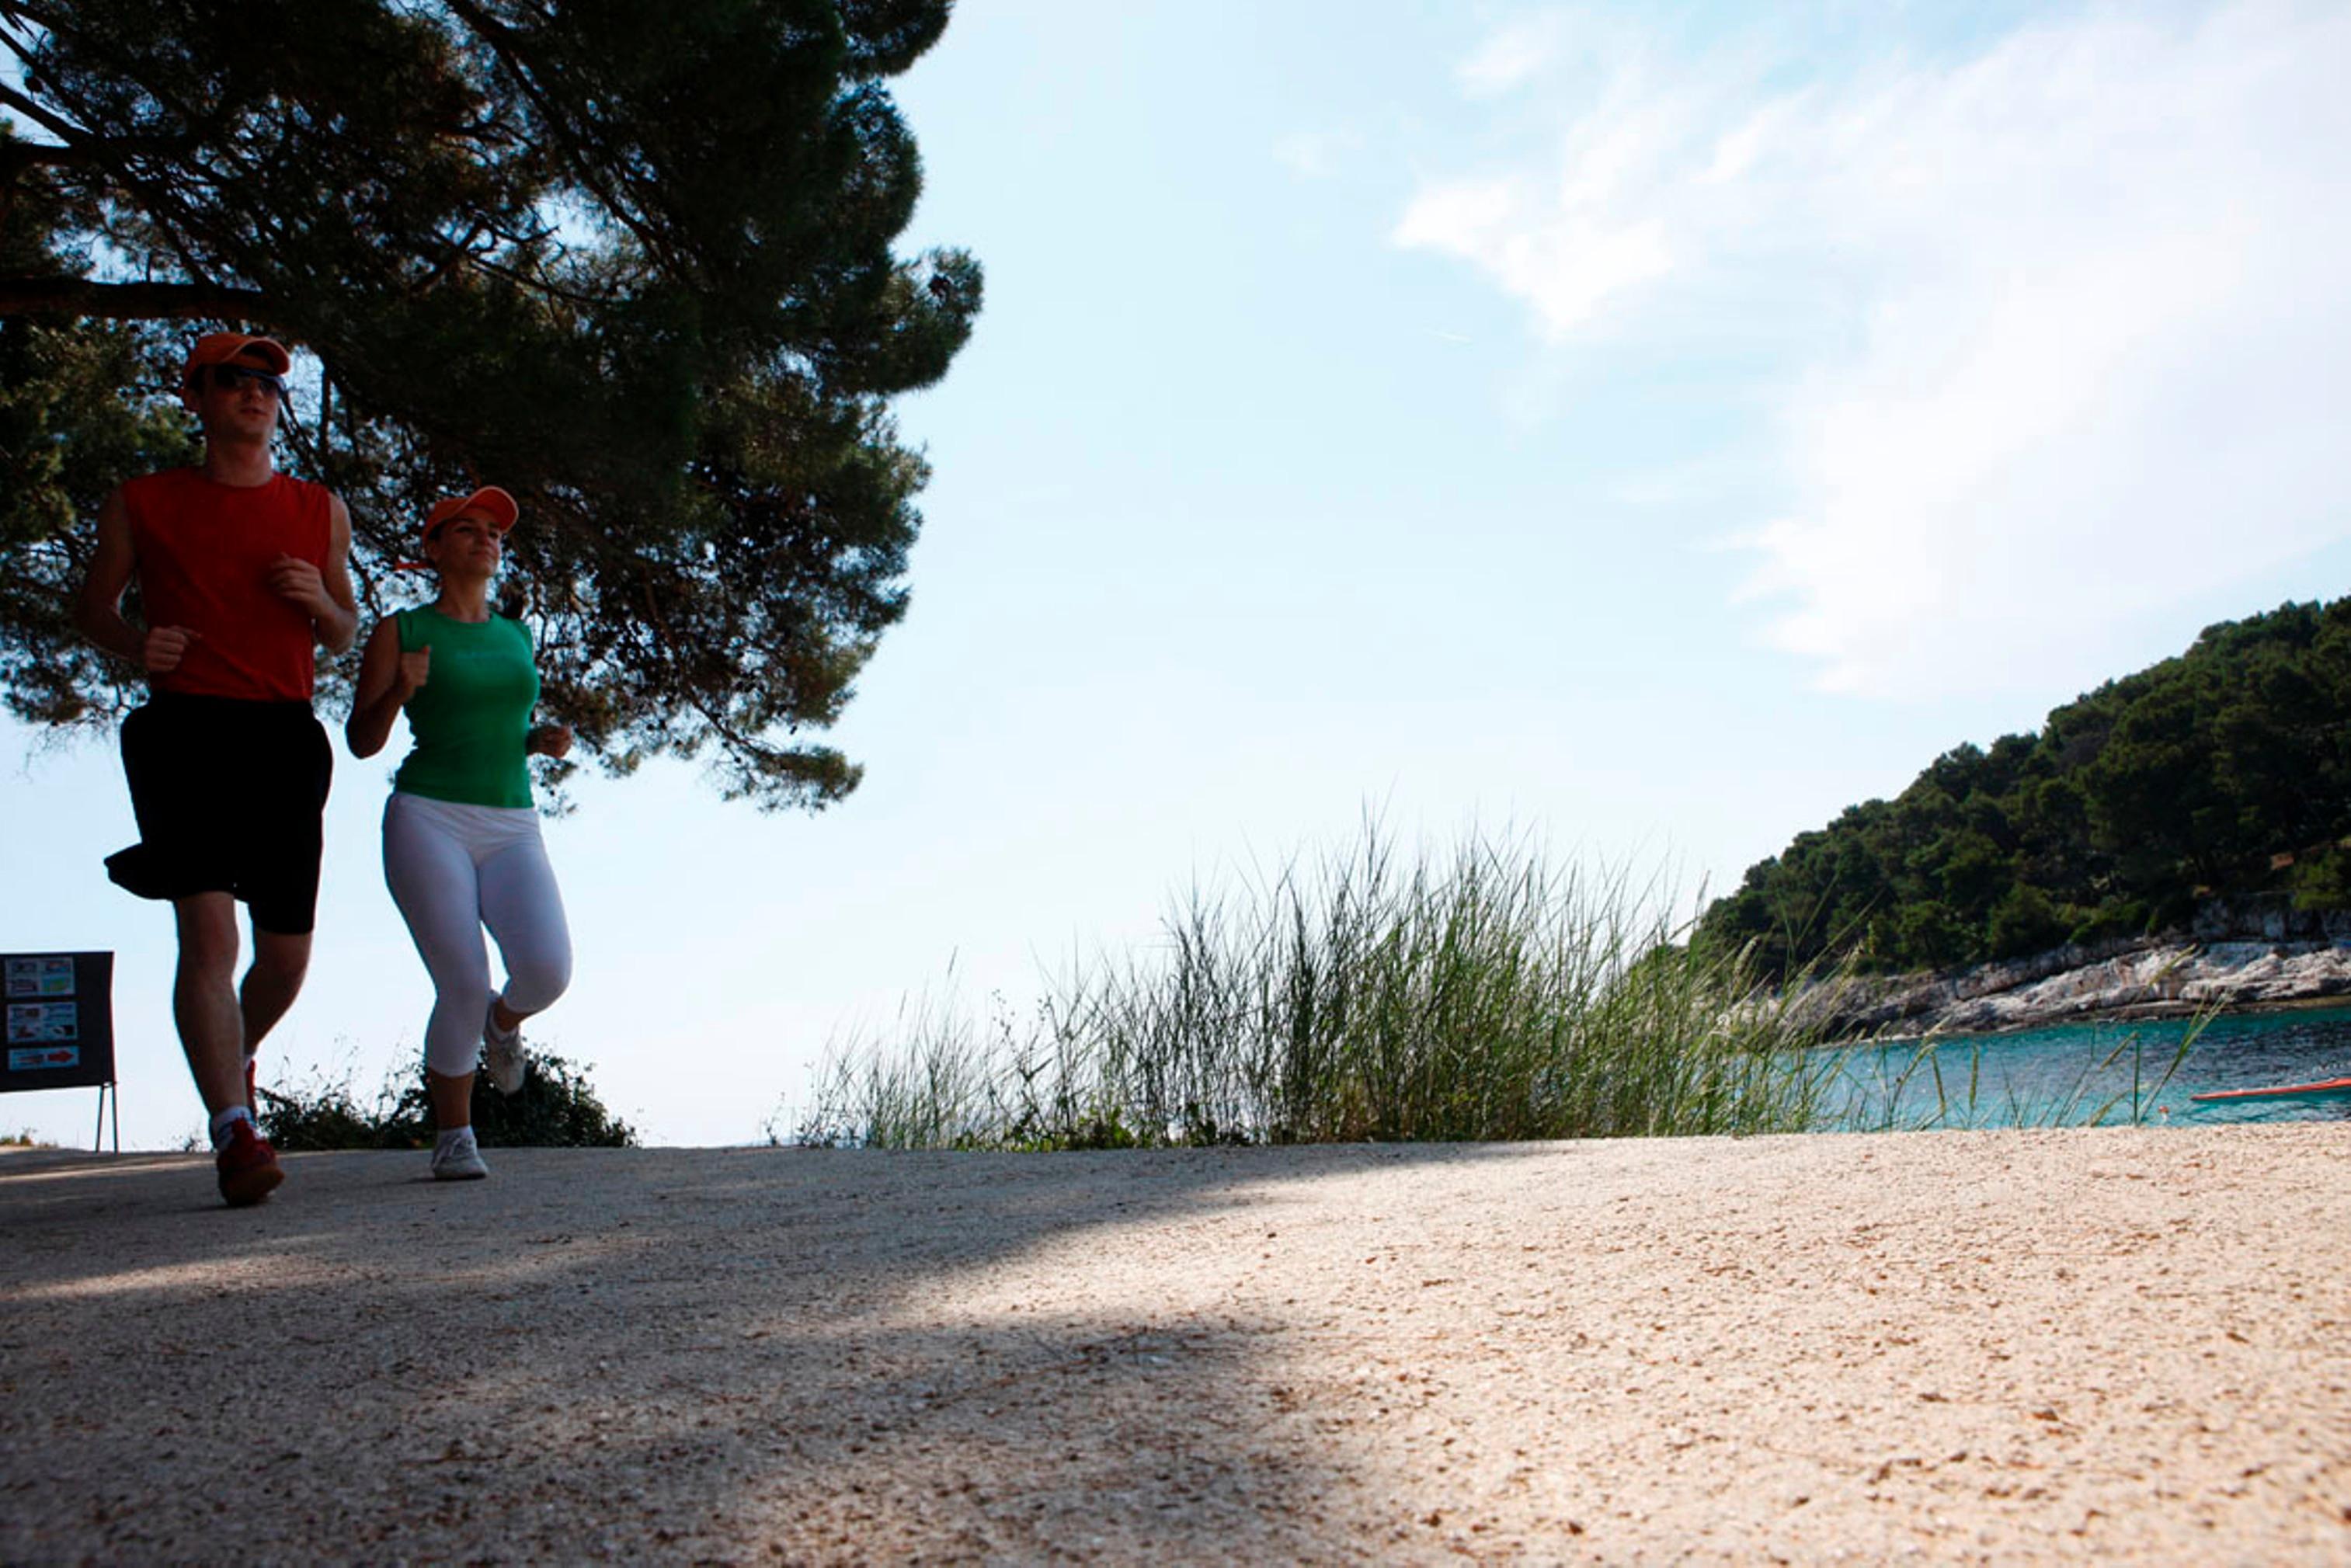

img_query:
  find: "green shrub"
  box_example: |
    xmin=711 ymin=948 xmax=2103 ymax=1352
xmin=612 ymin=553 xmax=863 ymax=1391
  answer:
xmin=259 ymin=1052 xmax=634 ymax=1150
xmin=2288 ymin=845 xmax=2351 ymax=912
xmin=450 ymin=1053 xmax=635 ymax=1148
xmin=256 ymin=1073 xmax=395 ymax=1152
xmin=1988 ymin=885 xmax=2066 ymax=956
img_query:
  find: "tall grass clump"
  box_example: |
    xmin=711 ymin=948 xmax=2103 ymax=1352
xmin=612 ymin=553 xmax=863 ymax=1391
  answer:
xmin=795 ymin=820 xmax=1848 ymax=1149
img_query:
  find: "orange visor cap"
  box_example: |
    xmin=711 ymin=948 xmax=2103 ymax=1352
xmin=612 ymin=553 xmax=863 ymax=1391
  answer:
xmin=422 ymin=486 xmax=520 ymax=548
xmin=185 ymin=333 xmax=293 ymax=381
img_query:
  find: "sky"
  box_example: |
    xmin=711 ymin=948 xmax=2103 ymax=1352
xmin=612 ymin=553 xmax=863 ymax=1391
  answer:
xmin=5 ymin=0 xmax=2349 ymax=1150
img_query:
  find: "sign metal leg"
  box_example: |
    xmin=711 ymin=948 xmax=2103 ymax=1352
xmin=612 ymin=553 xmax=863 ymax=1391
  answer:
xmin=92 ymin=1082 xmax=120 ymax=1153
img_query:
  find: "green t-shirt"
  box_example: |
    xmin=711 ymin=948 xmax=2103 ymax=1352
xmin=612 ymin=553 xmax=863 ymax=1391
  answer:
xmin=391 ymin=607 xmax=539 ymax=808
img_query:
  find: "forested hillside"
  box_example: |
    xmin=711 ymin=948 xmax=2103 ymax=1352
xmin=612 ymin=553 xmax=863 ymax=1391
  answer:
xmin=1700 ymin=598 xmax=2351 ymax=979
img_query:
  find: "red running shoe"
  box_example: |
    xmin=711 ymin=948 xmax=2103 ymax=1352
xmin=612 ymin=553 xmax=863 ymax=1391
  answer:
xmin=215 ymin=1120 xmax=283 ymax=1207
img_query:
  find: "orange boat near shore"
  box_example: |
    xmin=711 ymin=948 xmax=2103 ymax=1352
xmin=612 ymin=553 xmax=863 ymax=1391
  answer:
xmin=2188 ymin=1075 xmax=2351 ymax=1104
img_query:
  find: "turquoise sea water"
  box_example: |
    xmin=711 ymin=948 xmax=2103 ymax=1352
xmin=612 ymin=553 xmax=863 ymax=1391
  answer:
xmin=1821 ymin=1005 xmax=2351 ymax=1130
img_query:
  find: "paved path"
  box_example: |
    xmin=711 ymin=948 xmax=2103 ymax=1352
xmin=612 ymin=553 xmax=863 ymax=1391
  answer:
xmin=3 ymin=1128 xmax=2346 ymax=1563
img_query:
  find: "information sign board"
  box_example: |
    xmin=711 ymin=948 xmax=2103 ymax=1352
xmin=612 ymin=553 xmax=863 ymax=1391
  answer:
xmin=2 ymin=952 xmax=115 ymax=1093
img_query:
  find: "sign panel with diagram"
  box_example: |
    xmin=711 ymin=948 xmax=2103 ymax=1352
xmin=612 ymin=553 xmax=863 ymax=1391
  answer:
xmin=3 ymin=952 xmax=114 ymax=1093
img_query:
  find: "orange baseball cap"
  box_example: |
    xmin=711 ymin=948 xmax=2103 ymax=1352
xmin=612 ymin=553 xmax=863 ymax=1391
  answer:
xmin=184 ymin=332 xmax=292 ymax=381
xmin=422 ymin=485 xmax=520 ymax=544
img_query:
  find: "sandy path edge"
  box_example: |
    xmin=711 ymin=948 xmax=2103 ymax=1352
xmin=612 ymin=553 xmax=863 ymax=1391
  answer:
xmin=3 ymin=1126 xmax=2346 ymax=1564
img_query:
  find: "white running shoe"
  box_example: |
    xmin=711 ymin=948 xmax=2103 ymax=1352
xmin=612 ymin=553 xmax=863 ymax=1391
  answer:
xmin=483 ymin=998 xmax=529 ymax=1096
xmin=432 ymin=1127 xmax=489 ymax=1181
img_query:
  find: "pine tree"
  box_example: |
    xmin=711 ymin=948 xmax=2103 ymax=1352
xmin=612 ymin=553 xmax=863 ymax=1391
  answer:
xmin=0 ymin=0 xmax=982 ymax=808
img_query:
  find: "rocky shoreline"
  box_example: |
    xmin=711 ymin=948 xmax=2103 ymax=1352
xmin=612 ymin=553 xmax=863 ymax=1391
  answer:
xmin=1798 ymin=930 xmax=2351 ymax=1039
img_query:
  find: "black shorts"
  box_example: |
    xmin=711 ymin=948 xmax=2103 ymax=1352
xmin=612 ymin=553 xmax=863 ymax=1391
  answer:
xmin=106 ymin=694 xmax=333 ymax=936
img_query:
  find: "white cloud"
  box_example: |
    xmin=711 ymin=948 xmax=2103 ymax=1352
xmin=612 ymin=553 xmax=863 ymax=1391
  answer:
xmin=1399 ymin=2 xmax=2351 ymax=697
xmin=1394 ymin=174 xmax=1670 ymax=337
xmin=1456 ymin=12 xmax=1571 ymax=97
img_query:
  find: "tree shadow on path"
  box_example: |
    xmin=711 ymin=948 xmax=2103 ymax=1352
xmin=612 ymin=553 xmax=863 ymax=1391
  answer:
xmin=0 ymin=1142 xmax=1578 ymax=1563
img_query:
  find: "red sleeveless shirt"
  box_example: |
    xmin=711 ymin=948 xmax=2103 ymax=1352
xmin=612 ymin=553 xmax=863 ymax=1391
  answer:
xmin=121 ymin=468 xmax=333 ymax=703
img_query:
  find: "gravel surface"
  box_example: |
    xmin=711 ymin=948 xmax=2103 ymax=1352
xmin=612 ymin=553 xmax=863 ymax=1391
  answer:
xmin=2 ymin=1127 xmax=2346 ymax=1563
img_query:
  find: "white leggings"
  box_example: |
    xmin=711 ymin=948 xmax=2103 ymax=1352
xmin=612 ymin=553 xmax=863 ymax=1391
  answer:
xmin=383 ymin=792 xmax=573 ymax=1078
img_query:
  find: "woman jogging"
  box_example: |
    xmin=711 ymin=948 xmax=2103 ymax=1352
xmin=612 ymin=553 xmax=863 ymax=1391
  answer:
xmin=347 ymin=486 xmax=572 ymax=1180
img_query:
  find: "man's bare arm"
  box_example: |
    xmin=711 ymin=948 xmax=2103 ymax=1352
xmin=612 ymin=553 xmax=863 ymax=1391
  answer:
xmin=266 ymin=493 xmax=360 ymax=654
xmin=75 ymin=487 xmax=199 ymax=672
xmin=317 ymin=494 xmax=359 ymax=654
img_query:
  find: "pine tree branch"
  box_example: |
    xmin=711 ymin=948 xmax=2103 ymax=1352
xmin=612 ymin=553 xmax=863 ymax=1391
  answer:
xmin=0 ymin=274 xmax=270 ymax=318
xmin=0 ymin=132 xmax=204 ymax=180
xmin=0 ymin=81 xmax=234 ymax=287
xmin=468 ymin=252 xmax=612 ymax=310
xmin=0 ymin=79 xmax=81 ymax=144
xmin=435 ymin=0 xmax=677 ymax=271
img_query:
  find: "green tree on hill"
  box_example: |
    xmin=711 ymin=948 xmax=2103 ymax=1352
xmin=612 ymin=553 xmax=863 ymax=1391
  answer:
xmin=0 ymin=0 xmax=981 ymax=808
xmin=1702 ymin=597 xmax=2351 ymax=978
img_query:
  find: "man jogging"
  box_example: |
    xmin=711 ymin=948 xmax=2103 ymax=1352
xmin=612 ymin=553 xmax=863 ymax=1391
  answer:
xmin=75 ymin=333 xmax=357 ymax=1205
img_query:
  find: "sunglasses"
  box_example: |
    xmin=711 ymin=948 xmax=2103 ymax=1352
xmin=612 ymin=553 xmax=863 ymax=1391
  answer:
xmin=207 ymin=363 xmax=287 ymax=398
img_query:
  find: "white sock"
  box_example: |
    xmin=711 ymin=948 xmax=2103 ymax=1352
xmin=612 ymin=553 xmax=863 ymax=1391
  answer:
xmin=209 ymin=1106 xmax=253 ymax=1148
xmin=436 ymin=1126 xmax=475 ymax=1153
